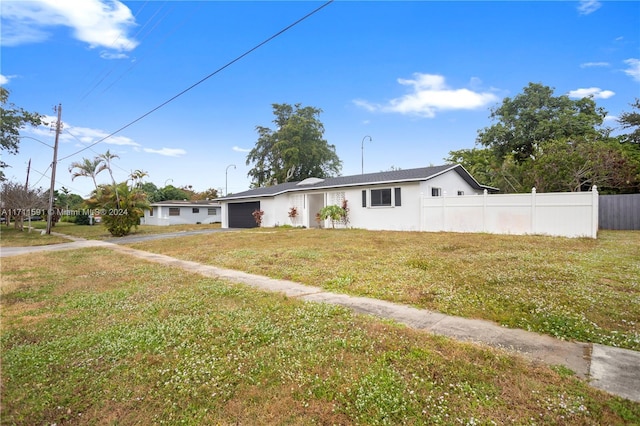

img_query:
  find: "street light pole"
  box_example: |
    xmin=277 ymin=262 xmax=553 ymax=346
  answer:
xmin=361 ymin=135 xmax=372 ymax=174
xmin=225 ymin=164 xmax=236 ymax=196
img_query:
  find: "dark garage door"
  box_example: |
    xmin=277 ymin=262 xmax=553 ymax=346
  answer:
xmin=228 ymin=201 xmax=260 ymax=228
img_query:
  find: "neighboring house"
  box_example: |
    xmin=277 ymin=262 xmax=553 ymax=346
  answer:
xmin=217 ymin=164 xmax=496 ymax=230
xmin=142 ymin=200 xmax=222 ymax=226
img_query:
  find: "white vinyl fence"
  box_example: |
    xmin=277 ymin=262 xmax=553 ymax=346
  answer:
xmin=420 ymin=187 xmax=599 ymax=238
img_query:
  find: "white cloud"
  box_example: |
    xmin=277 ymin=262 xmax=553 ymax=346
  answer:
xmin=353 ymin=99 xmax=378 ymax=113
xmin=100 ymin=51 xmax=130 ymax=60
xmin=354 ymin=73 xmax=498 ymax=118
xmin=0 ymin=74 xmax=10 ymax=85
xmin=27 ymin=116 xmax=141 ymax=147
xmin=577 ymin=0 xmax=601 ymax=15
xmin=143 ymin=148 xmax=187 ymax=157
xmin=604 ymin=115 xmax=618 ymax=123
xmin=232 ymin=146 xmax=251 ymax=153
xmin=623 ymin=58 xmax=640 ymax=82
xmin=580 ymin=62 xmax=610 ymax=68
xmin=567 ymin=87 xmax=615 ymax=99
xmin=1 ymin=0 xmax=138 ymax=53
xmin=64 ymin=126 xmax=140 ymax=147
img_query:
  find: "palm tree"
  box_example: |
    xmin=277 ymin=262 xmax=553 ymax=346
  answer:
xmin=87 ymin=182 xmax=150 ymax=236
xmin=68 ymin=157 xmax=105 ymax=189
xmin=98 ymin=150 xmax=120 ymax=185
xmin=98 ymin=150 xmax=121 ymax=207
xmin=129 ymin=169 xmax=148 ymax=189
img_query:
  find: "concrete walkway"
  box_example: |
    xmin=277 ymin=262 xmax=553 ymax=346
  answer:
xmin=1 ymin=236 xmax=639 ymax=403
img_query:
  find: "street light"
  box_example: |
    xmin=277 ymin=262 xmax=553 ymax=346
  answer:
xmin=225 ymin=164 xmax=236 ymax=196
xmin=164 ymin=178 xmax=173 ymax=187
xmin=361 ymin=135 xmax=372 ymax=174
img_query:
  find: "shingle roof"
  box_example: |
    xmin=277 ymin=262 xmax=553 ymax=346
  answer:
xmin=217 ymin=164 xmax=496 ymax=201
xmin=150 ymin=200 xmax=221 ymax=207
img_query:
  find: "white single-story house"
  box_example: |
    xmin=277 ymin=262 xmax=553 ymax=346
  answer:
xmin=217 ymin=164 xmax=497 ymax=230
xmin=142 ymin=200 xmax=222 ymax=226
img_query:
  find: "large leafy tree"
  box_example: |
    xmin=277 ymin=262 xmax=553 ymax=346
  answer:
xmin=54 ymin=187 xmax=84 ymax=210
xmin=191 ymin=187 xmax=219 ymax=200
xmin=524 ymin=137 xmax=638 ymax=193
xmin=449 ymin=82 xmax=639 ymax=193
xmin=0 ymin=180 xmax=47 ymax=230
xmin=153 ymin=185 xmax=191 ymax=202
xmin=477 ymin=83 xmax=607 ymax=163
xmin=0 ymin=88 xmax=44 ymax=180
xmin=246 ymin=103 xmax=342 ymax=187
xmin=618 ymin=98 xmax=640 ymax=144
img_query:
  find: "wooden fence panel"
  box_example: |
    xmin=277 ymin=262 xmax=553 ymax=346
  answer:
xmin=599 ymin=194 xmax=640 ymax=230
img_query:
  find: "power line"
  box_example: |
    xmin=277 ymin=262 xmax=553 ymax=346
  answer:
xmin=58 ymin=0 xmax=334 ymax=162
xmin=29 ymin=165 xmax=52 ymax=188
xmin=79 ymin=1 xmax=171 ymax=102
xmin=100 ymin=3 xmax=199 ymax=96
xmin=29 ymin=166 xmax=86 ymax=195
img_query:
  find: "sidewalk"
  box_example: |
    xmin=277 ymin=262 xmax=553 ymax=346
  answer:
xmin=2 ymin=236 xmax=639 ymax=402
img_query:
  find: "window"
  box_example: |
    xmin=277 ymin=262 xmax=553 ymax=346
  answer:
xmin=149 ymin=208 xmax=154 ymax=217
xmin=208 ymin=208 xmax=218 ymax=215
xmin=432 ymin=187 xmax=442 ymax=197
xmin=371 ymin=188 xmax=392 ymax=207
xmin=192 ymin=207 xmax=200 ymax=213
xmin=364 ymin=187 xmax=401 ymax=207
xmin=169 ymin=207 xmax=180 ymax=216
xmin=457 ymin=191 xmax=465 ymax=196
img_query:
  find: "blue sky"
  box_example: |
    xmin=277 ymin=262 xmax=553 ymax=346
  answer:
xmin=1 ymin=0 xmax=639 ymax=197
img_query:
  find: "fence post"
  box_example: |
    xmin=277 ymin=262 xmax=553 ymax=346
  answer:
xmin=442 ymin=190 xmax=447 ymax=231
xmin=531 ymin=187 xmax=537 ymax=234
xmin=592 ymin=185 xmax=599 ymax=238
xmin=419 ymin=192 xmax=424 ymax=232
xmin=483 ymin=189 xmax=488 ymax=232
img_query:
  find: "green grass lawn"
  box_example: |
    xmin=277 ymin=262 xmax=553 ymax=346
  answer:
xmin=2 ymin=248 xmax=638 ymax=425
xmin=128 ymin=228 xmax=640 ymax=351
xmin=0 ymin=223 xmax=73 ymax=246
xmin=0 ymin=221 xmax=221 ymax=246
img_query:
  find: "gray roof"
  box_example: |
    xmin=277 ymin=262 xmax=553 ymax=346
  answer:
xmin=150 ymin=200 xmax=221 ymax=207
xmin=218 ymin=164 xmax=497 ymax=201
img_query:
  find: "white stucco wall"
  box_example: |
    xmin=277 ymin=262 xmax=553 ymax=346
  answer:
xmin=221 ymin=170 xmax=486 ymax=231
xmin=143 ymin=205 xmax=221 ymax=226
xmin=418 ymin=171 xmax=485 ymax=197
xmin=255 ymin=174 xmax=483 ymax=231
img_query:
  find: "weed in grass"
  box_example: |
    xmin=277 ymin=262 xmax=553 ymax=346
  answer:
xmin=325 ymin=273 xmax=354 ymax=290
xmin=550 ymin=364 xmax=577 ymax=378
xmin=342 ymin=364 xmax=415 ymax=425
xmin=288 ymin=248 xmax=321 ymax=260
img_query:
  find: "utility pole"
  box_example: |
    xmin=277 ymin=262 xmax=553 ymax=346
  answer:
xmin=25 ymin=159 xmax=31 ymax=190
xmin=46 ymin=104 xmax=62 ymax=235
